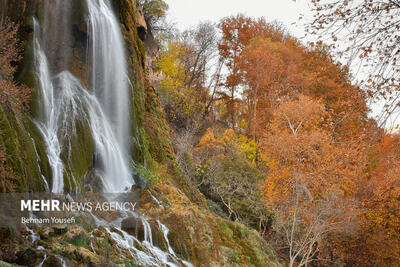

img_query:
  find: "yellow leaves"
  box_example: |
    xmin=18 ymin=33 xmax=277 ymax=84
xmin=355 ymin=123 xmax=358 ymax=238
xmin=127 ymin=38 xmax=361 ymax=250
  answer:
xmin=156 ymin=41 xmax=206 ymax=122
xmin=157 ymin=42 xmax=187 ymax=89
xmin=221 ymin=128 xmax=235 ymax=145
xmin=236 ymin=134 xmax=258 ymax=165
xmin=195 ymin=128 xmax=260 ymax=166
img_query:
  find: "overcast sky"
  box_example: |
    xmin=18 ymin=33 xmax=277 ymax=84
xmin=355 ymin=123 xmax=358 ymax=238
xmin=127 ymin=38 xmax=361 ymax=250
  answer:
xmin=165 ymin=0 xmax=312 ymax=38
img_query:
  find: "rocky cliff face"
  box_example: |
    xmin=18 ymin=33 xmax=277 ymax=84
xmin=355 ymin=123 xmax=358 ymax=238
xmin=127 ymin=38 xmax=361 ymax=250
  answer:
xmin=0 ymin=1 xmax=283 ymax=266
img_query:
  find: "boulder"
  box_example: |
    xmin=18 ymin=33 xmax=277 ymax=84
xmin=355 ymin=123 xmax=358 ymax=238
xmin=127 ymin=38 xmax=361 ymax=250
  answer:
xmin=42 ymin=255 xmax=63 ymax=267
xmin=121 ymin=216 xmax=144 ymax=241
xmin=15 ymin=248 xmax=45 ymax=267
xmin=121 ymin=216 xmax=167 ymax=251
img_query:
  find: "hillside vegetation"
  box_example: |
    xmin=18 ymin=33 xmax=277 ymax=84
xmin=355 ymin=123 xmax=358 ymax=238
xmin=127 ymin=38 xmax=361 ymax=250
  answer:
xmin=0 ymin=0 xmax=399 ymax=266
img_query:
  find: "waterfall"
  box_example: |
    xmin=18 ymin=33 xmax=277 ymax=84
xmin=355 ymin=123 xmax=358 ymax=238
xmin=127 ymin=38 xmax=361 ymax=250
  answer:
xmin=31 ymin=1 xmax=193 ymax=266
xmin=103 ymin=216 xmax=193 ymax=267
xmin=33 ymin=0 xmax=133 ymax=193
xmin=87 ymin=0 xmax=131 ymax=154
xmin=33 ymin=26 xmax=65 ymax=193
xmin=86 ymin=0 xmax=133 ymax=193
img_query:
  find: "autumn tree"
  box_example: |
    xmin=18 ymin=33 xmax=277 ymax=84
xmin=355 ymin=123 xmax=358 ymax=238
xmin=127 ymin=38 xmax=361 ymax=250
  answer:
xmin=218 ymin=15 xmax=285 ymax=130
xmin=156 ymin=22 xmax=219 ymax=130
xmin=157 ymin=41 xmax=202 ymax=128
xmin=180 ymin=23 xmax=217 ymax=89
xmin=217 ymin=17 xmax=370 ymax=140
xmin=193 ymin=128 xmax=270 ymax=229
xmin=353 ymin=134 xmax=400 ymax=265
xmin=238 ymin=34 xmax=369 ymax=140
xmin=260 ymin=95 xmax=360 ymax=266
xmin=239 ymin=37 xmax=302 ymax=138
xmin=300 ymin=45 xmax=371 ymax=139
xmin=180 ymin=22 xmax=221 ymax=119
xmin=307 ymin=0 xmax=400 ymax=127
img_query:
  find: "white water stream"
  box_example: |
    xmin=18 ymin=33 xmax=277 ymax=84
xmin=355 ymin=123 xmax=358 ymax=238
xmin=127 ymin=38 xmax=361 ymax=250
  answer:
xmin=87 ymin=0 xmax=133 ymax=192
xmin=34 ymin=0 xmax=132 ymax=193
xmin=31 ymin=0 xmax=192 ymax=265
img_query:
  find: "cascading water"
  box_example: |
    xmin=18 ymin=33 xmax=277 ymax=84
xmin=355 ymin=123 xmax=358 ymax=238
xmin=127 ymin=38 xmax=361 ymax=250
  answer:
xmin=31 ymin=0 xmax=193 ymax=265
xmin=33 ymin=25 xmax=65 ymax=193
xmin=86 ymin=0 xmax=133 ymax=193
xmin=34 ymin=0 xmax=132 ymax=193
xmin=87 ymin=0 xmax=131 ymax=152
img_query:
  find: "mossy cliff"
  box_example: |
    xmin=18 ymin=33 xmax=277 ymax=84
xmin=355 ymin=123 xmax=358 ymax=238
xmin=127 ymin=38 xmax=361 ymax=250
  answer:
xmin=0 ymin=0 xmax=283 ymax=266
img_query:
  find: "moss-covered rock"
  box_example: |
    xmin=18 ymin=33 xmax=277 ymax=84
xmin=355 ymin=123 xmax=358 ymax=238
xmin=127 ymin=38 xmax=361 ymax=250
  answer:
xmin=141 ymin=183 xmax=284 ymax=267
xmin=0 ymin=104 xmax=54 ymax=192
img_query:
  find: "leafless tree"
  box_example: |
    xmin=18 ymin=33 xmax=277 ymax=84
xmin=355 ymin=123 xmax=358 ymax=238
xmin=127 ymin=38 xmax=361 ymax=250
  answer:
xmin=271 ymin=179 xmax=356 ymax=267
xmin=307 ymin=0 xmax=400 ymax=127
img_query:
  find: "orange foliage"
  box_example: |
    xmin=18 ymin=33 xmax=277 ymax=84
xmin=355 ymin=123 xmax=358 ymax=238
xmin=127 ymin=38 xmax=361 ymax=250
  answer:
xmin=259 ymin=95 xmax=366 ymax=265
xmin=228 ymin=25 xmax=370 ymax=140
xmin=239 ymin=37 xmax=301 ymax=137
xmin=218 ymin=15 xmax=286 ymax=129
xmin=260 ymin=95 xmax=360 ymax=204
xmin=358 ymin=134 xmax=400 ymax=264
xmin=211 ymin=13 xmax=399 ymax=266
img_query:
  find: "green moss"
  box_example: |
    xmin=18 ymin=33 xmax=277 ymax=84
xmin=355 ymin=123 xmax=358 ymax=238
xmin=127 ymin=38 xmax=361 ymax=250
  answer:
xmin=217 ymin=219 xmax=234 ymax=242
xmin=24 ymin=118 xmax=52 ymax=188
xmin=58 ymin=120 xmax=94 ymax=192
xmin=97 ymin=236 xmax=111 ymax=250
xmin=136 ymin=164 xmax=158 ymax=185
xmin=67 ymin=233 xmax=90 ymax=250
xmin=137 ymin=38 xmax=146 ymax=62
xmin=15 ymin=117 xmax=45 ymax=191
xmin=0 ymin=105 xmax=26 ymax=190
xmin=220 ymin=246 xmax=241 ymax=266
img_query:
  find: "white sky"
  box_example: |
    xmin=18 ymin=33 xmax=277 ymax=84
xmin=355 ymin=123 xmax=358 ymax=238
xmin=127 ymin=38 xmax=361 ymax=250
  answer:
xmin=165 ymin=0 xmax=312 ymax=39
